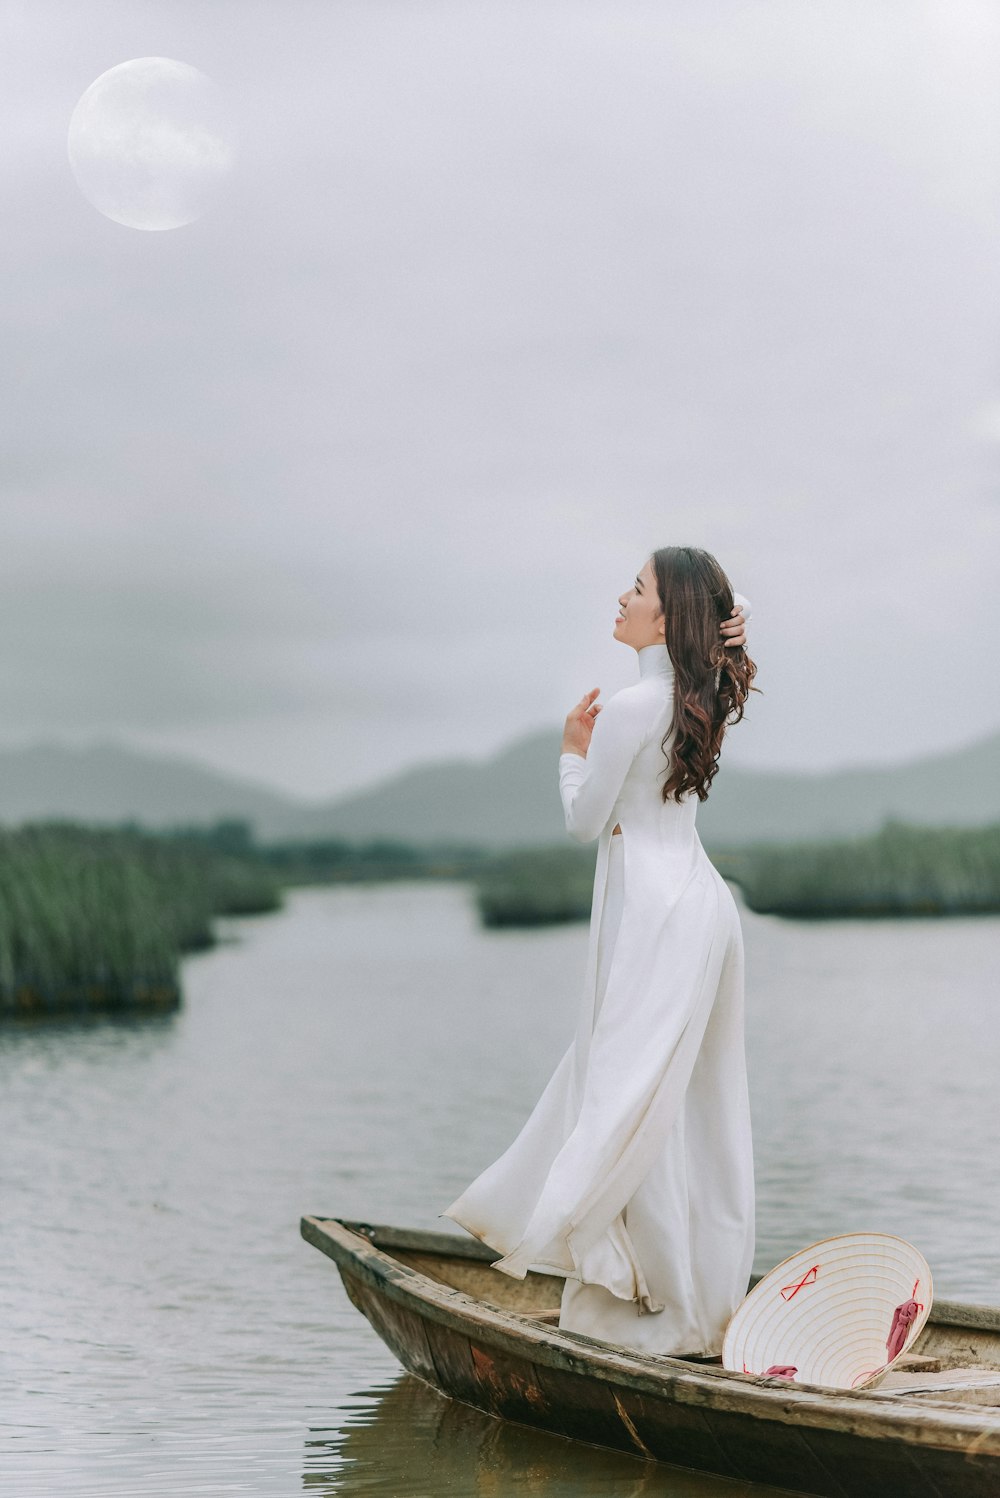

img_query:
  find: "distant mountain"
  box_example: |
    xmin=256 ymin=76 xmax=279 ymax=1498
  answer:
xmin=282 ymin=726 xmax=1000 ymax=848
xmin=1 ymin=727 xmax=998 ymax=848
xmin=0 ymin=740 xmax=305 ymax=838
xmin=276 ymin=730 xmax=566 ymax=846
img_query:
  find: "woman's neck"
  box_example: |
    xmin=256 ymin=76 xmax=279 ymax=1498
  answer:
xmin=636 ymin=642 xmax=674 ymax=680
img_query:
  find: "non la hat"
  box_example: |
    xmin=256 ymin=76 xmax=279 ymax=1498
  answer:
xmin=722 ymin=1232 xmax=933 ymax=1390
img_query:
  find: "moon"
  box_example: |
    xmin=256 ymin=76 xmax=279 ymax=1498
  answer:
xmin=67 ymin=57 xmax=236 ymax=231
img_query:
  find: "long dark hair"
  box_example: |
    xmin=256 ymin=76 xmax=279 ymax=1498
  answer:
xmin=650 ymin=546 xmax=760 ymax=802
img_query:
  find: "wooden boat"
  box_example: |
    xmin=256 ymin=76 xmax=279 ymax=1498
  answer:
xmin=302 ymin=1216 xmax=1000 ymax=1497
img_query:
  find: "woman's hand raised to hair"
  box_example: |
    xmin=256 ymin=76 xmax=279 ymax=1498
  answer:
xmin=562 ymin=688 xmax=602 ymax=758
xmin=720 ymin=603 xmax=747 ymax=649
xmin=562 ymin=605 xmax=744 ymax=759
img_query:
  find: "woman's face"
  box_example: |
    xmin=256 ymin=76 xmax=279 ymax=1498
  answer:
xmin=614 ymin=558 xmax=665 ymax=650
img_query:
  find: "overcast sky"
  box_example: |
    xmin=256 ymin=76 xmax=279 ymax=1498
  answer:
xmin=2 ymin=0 xmax=999 ymax=800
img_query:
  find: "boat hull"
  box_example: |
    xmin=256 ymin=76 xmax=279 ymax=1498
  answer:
xmin=302 ymin=1216 xmax=1000 ymax=1497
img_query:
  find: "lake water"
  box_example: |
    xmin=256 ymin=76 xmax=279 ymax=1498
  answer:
xmin=2 ymin=879 xmax=998 ymax=1496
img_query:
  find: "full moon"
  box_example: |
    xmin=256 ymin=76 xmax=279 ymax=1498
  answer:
xmin=67 ymin=57 xmax=236 ymax=231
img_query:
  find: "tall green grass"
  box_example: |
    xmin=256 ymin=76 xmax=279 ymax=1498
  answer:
xmin=472 ymin=845 xmax=597 ymax=927
xmin=0 ymin=823 xmax=281 ymax=1017
xmin=467 ymin=821 xmax=1000 ymax=926
xmin=728 ymin=820 xmax=1000 ymax=917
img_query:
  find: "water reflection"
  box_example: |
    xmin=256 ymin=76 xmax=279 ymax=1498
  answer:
xmin=305 ymin=1374 xmax=796 ymax=1497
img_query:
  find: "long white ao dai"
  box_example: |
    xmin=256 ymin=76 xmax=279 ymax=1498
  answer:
xmin=444 ymin=604 xmax=756 ymax=1356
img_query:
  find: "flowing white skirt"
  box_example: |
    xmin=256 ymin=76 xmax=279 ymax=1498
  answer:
xmin=444 ymin=830 xmax=755 ymax=1357
xmin=560 ymin=834 xmax=732 ymax=1352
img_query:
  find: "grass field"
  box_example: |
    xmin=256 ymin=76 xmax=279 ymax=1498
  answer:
xmin=468 ymin=821 xmax=1000 ymax=926
xmin=727 ymin=819 xmax=1000 ymax=917
xmin=471 ymin=844 xmax=597 ymax=927
xmin=0 ymin=823 xmax=281 ymax=1017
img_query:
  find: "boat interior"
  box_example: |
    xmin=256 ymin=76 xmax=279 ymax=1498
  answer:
xmin=346 ymin=1222 xmax=1000 ymax=1409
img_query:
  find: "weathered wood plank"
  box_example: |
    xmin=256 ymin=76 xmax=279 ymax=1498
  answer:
xmin=330 ymin=1218 xmax=498 ymax=1262
xmin=421 ymin=1318 xmax=483 ymax=1406
xmin=914 ymin=1440 xmax=1000 ymax=1498
xmin=466 ymin=1341 xmax=553 ymax=1428
xmin=703 ymin=1406 xmax=855 ymax=1496
xmin=340 ymin=1271 xmax=439 ymax=1387
xmin=390 ymin=1248 xmax=556 ymax=1311
xmin=801 ymin=1421 xmax=956 ymax=1498
xmin=536 ymin=1358 xmax=745 ymax=1477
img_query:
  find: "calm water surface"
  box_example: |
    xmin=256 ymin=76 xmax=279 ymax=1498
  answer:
xmin=2 ymin=879 xmax=998 ymax=1495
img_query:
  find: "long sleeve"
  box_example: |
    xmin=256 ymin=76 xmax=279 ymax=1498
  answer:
xmin=732 ymin=590 xmax=752 ymax=624
xmin=559 ymin=688 xmax=656 ymax=844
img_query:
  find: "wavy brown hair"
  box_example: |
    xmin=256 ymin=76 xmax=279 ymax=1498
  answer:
xmin=650 ymin=546 xmax=761 ymax=803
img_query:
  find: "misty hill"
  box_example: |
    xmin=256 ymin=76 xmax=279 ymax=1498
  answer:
xmin=0 ymin=741 xmax=305 ymax=838
xmin=283 ymin=725 xmax=1000 ymax=848
xmin=1 ymin=727 xmax=998 ymax=848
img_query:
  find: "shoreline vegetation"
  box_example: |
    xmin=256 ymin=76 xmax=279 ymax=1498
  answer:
xmin=0 ymin=821 xmax=280 ymax=1018
xmin=467 ymin=820 xmax=1000 ymax=926
xmin=253 ymin=818 xmax=1000 ymax=923
xmin=2 ymin=816 xmax=996 ymax=1018
xmin=721 ymin=819 xmax=1000 ymax=919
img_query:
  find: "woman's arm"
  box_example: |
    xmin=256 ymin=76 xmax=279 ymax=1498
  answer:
xmin=559 ymin=688 xmax=654 ymax=843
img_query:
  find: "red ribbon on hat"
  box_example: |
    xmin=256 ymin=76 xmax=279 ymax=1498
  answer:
xmin=780 ymin=1264 xmax=819 ymax=1301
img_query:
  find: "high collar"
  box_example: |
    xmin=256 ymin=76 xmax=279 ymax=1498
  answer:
xmin=636 ymin=642 xmax=675 ymax=682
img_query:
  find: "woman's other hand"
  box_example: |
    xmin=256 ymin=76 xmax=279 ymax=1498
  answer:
xmin=562 ymin=688 xmax=602 ymax=757
xmin=720 ymin=604 xmax=747 ymax=649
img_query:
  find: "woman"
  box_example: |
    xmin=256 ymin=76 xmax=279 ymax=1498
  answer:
xmin=444 ymin=546 xmax=757 ymax=1358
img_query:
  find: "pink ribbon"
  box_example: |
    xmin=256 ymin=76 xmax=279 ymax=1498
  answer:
xmin=886 ymin=1296 xmax=921 ymax=1361
xmin=764 ymin=1365 xmax=798 ymax=1379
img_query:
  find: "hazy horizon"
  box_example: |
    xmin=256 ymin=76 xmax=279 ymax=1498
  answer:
xmin=3 ymin=1 xmax=999 ymax=799
xmin=4 ymin=705 xmax=999 ymax=813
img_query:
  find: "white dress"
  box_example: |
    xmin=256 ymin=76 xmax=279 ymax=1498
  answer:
xmin=443 ymin=602 xmax=755 ymax=1357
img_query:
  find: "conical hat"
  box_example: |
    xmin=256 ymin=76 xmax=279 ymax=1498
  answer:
xmin=722 ymin=1232 xmax=933 ymax=1390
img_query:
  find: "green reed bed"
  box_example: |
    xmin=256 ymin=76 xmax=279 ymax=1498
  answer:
xmin=728 ymin=820 xmax=1000 ymax=918
xmin=466 ymin=821 xmax=1000 ymax=927
xmin=0 ymin=823 xmax=282 ymax=1017
xmin=473 ymin=844 xmax=597 ymax=928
